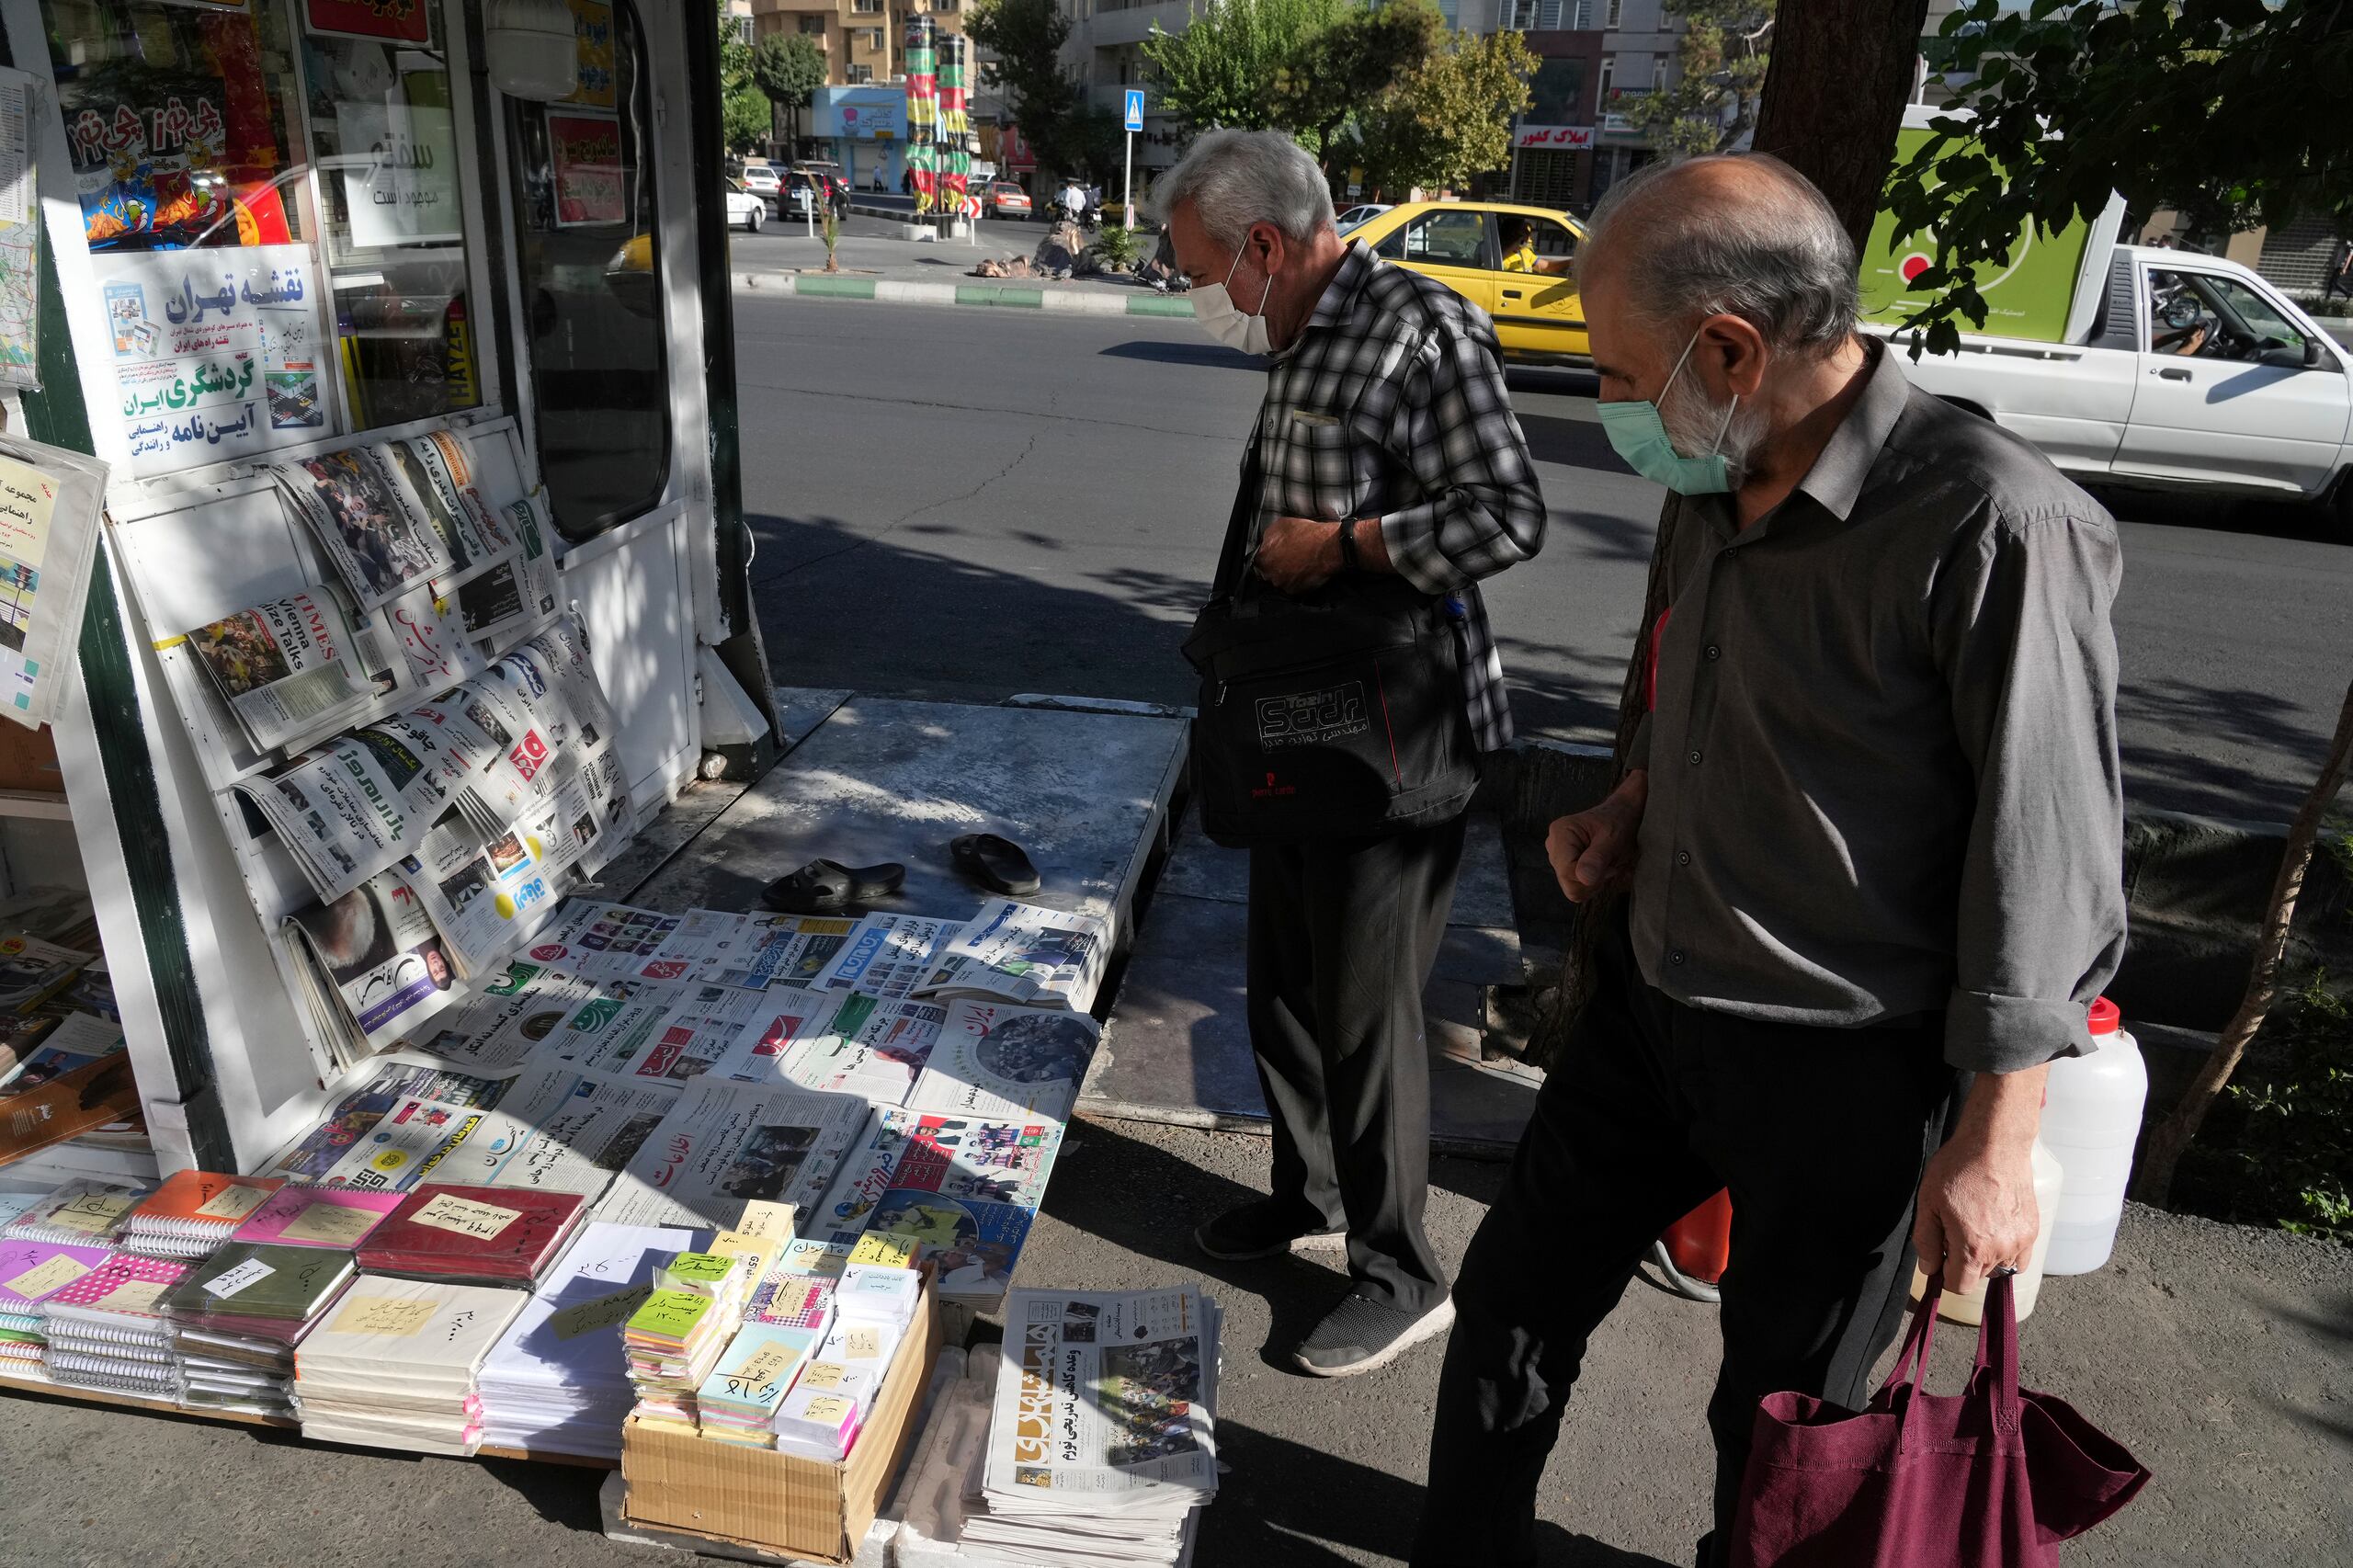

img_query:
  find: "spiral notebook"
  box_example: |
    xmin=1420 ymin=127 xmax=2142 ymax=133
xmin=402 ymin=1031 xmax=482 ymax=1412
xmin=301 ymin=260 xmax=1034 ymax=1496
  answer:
xmin=0 ymin=1238 xmax=113 ymax=1313
xmin=4 ymin=1180 xmax=149 ymax=1246
xmin=233 ymin=1185 xmax=404 ymax=1249
xmin=40 ymin=1253 xmax=189 ymax=1339
xmin=122 ymin=1172 xmax=285 ymax=1258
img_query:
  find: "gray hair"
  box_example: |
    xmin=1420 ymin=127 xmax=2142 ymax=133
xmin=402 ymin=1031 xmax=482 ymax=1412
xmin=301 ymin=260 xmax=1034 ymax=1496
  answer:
xmin=1580 ymin=153 xmax=1859 ymax=358
xmin=1152 ymin=129 xmax=1334 ymax=248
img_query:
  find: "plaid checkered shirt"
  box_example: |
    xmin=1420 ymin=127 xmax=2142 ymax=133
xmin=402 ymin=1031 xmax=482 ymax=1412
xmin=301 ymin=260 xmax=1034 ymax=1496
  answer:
xmin=1244 ymin=241 xmax=1545 ymax=751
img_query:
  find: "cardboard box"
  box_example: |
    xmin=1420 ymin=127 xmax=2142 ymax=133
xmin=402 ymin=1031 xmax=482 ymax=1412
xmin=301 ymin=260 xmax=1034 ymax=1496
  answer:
xmin=0 ymin=722 xmax=62 ymax=796
xmin=620 ymin=1283 xmax=941 ymax=1564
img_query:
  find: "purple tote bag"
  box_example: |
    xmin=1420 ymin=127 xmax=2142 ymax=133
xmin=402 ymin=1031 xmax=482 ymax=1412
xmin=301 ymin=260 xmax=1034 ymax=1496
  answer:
xmin=1728 ymin=1274 xmax=2150 ymax=1568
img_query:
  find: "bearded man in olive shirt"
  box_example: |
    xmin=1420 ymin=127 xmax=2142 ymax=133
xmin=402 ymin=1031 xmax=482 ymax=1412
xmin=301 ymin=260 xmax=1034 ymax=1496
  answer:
xmin=1413 ymin=155 xmax=2127 ymax=1567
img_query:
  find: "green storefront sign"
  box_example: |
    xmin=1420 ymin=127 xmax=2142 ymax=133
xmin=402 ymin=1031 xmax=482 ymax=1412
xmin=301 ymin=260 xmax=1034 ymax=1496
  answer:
xmin=1859 ymin=127 xmax=2093 ymax=345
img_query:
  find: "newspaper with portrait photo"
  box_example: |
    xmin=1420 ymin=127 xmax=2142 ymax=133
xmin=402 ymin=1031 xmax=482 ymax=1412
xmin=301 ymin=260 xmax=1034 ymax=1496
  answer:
xmin=283 ymin=866 xmax=463 ymax=1071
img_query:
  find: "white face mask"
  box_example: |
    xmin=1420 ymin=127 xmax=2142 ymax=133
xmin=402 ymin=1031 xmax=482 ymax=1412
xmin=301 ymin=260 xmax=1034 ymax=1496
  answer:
xmin=1193 ymin=242 xmax=1275 ymax=355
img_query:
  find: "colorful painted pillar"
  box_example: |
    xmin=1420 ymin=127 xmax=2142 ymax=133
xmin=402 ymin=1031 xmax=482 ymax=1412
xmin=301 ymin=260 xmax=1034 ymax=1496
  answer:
xmin=904 ymin=14 xmax=938 ymax=218
xmin=938 ymin=32 xmax=972 ymax=223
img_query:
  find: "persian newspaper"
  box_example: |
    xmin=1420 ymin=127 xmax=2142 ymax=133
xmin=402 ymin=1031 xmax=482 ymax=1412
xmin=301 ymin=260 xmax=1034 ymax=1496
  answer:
xmin=916 ymin=901 xmax=1110 ymax=1011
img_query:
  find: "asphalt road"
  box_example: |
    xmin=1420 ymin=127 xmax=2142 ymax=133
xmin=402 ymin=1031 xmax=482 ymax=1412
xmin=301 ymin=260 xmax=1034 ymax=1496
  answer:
xmin=733 ymin=293 xmax=2353 ymax=823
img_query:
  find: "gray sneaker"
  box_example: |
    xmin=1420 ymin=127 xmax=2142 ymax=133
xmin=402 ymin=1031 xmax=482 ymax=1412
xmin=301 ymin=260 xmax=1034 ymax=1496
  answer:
xmin=1292 ymin=1290 xmax=1456 ymax=1378
xmin=1193 ymin=1199 xmax=1347 ymax=1262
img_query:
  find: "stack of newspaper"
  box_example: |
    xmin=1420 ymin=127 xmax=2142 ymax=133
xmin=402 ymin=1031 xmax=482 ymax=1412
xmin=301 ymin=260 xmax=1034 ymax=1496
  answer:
xmin=967 ymin=1286 xmax=1222 ymax=1566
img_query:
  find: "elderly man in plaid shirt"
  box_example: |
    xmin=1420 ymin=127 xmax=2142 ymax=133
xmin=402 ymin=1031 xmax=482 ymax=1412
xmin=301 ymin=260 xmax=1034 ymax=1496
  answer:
xmin=1159 ymin=131 xmax=1545 ymax=1378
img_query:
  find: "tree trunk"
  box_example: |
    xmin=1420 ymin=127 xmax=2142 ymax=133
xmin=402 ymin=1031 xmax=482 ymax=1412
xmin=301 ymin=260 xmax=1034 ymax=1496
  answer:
xmin=2131 ymin=674 xmax=2353 ymax=1206
xmin=1749 ymin=0 xmax=1932 ymax=256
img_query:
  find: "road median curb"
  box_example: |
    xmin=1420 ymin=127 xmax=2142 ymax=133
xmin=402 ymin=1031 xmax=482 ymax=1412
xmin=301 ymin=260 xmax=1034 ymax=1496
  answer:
xmin=733 ymin=268 xmax=1193 ymax=319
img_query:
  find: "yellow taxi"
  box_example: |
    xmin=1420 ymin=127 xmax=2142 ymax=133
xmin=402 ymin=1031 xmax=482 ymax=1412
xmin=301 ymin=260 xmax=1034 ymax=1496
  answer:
xmin=1347 ymin=200 xmax=1590 ymax=361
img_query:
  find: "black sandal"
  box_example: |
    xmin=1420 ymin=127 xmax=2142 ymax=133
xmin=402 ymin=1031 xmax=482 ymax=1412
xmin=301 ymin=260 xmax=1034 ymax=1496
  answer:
xmin=949 ymin=834 xmax=1041 ymax=897
xmin=760 ymin=858 xmax=907 ymax=914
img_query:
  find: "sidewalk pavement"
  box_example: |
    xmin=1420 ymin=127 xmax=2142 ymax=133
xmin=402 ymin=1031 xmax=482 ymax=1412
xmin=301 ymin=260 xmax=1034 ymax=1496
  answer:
xmin=3 ymin=1118 xmax=2345 ymax=1566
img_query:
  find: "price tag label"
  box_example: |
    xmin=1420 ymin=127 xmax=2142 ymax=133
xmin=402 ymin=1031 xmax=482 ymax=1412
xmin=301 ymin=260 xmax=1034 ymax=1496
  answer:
xmin=735 ymin=1342 xmax=797 ymax=1392
xmin=734 ymin=1199 xmax=796 ymax=1242
xmin=547 ymin=1282 xmax=652 ymax=1342
xmin=797 ymin=1392 xmax=855 ymax=1424
xmin=407 ymin=1193 xmax=522 ymax=1241
xmin=840 ymin=1325 xmax=882 ymax=1361
xmin=99 ymin=1278 xmax=169 ymax=1314
xmin=330 ymin=1295 xmax=438 ymax=1337
xmin=201 ymin=1256 xmax=275 ymax=1300
xmin=280 ymin=1200 xmax=381 ymax=1246
xmin=847 ymin=1233 xmax=916 ymax=1269
xmin=628 ymin=1290 xmax=710 ymax=1339
xmin=50 ymin=1191 xmax=134 ymax=1235
xmin=5 ymin=1254 xmax=92 ymax=1301
xmin=192 ymin=1184 xmax=273 ymax=1222
xmin=799 ymin=1360 xmax=848 ymax=1391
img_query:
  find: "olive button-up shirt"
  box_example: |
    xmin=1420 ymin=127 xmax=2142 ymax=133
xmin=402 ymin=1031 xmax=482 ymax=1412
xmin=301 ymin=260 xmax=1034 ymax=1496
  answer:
xmin=1628 ymin=342 xmax=2127 ymax=1074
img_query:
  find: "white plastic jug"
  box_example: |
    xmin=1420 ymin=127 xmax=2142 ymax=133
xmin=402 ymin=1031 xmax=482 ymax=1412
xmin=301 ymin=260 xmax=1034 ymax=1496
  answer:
xmin=2040 ymin=996 xmax=2150 ymax=1276
xmin=1911 ymin=1137 xmax=2064 ymax=1325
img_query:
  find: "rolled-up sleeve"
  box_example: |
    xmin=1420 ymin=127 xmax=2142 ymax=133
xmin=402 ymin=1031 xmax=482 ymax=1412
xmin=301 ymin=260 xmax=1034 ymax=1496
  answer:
xmin=1377 ymin=320 xmax=1546 ymax=595
xmin=1932 ymin=502 xmax=2128 ymax=1074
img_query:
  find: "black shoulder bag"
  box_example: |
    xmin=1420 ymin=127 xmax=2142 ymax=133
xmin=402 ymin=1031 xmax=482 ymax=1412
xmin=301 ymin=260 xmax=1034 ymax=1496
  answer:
xmin=1179 ymin=426 xmax=1480 ymax=848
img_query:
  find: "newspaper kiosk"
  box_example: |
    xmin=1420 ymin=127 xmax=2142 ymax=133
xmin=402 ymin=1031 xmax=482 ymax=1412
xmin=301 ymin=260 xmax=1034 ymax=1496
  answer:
xmin=0 ymin=0 xmax=772 ymax=1184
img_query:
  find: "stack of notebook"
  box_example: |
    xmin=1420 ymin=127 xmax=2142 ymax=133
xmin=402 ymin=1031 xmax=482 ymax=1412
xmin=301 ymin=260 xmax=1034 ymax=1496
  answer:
xmin=0 ymin=1237 xmax=112 ymax=1372
xmin=4 ymin=1180 xmax=149 ymax=1246
xmin=233 ymin=1186 xmax=402 ymax=1250
xmin=695 ymin=1323 xmax=824 ymax=1449
xmin=294 ymin=1278 xmax=529 ymax=1456
xmin=119 ymin=1172 xmax=285 ymax=1259
xmin=39 ymin=1252 xmax=189 ymax=1400
xmin=748 ymin=1272 xmax=836 ymax=1333
xmin=356 ymin=1186 xmax=586 ymax=1287
xmin=623 ymin=1251 xmax=756 ymax=1434
xmin=476 ymin=1221 xmax=704 ymax=1460
xmin=161 ymin=1242 xmax=358 ymax=1417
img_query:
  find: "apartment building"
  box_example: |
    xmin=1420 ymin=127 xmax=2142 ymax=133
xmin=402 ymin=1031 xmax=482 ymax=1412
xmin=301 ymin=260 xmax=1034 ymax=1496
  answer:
xmin=1054 ymin=0 xmax=1194 ymax=182
xmin=748 ymin=0 xmax=970 ymax=86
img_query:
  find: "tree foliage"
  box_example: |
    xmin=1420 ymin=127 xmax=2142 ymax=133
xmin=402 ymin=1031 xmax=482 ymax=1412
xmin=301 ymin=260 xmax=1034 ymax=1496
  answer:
xmin=1886 ymin=0 xmax=2353 ymax=357
xmin=1279 ymin=1 xmax=1446 ymax=169
xmin=1142 ymin=0 xmax=1347 ymax=135
xmin=719 ymin=18 xmax=770 ymax=156
xmin=1627 ymin=0 xmax=1772 ymax=155
xmin=971 ymin=0 xmax=1120 ymax=178
xmin=1345 ymin=28 xmax=1535 ymax=199
xmin=753 ymin=33 xmax=830 ymax=151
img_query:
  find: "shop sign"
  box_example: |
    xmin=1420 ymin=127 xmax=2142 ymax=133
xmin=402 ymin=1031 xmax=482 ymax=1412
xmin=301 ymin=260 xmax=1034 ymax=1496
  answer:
xmin=97 ymin=244 xmax=330 ymax=475
xmin=547 ymin=110 xmax=626 ymax=227
xmin=557 ymin=0 xmax=618 ymax=110
xmin=305 ymin=0 xmax=432 ymax=44
xmin=1514 ymin=124 xmax=1594 ymax=150
xmin=335 ymin=95 xmax=461 ymax=248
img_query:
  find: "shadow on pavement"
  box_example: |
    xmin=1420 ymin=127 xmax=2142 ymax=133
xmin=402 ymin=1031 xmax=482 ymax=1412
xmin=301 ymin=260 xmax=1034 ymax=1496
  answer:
xmin=1204 ymin=1418 xmax=1679 ymax=1568
xmin=1097 ymin=339 xmax=1262 ymax=370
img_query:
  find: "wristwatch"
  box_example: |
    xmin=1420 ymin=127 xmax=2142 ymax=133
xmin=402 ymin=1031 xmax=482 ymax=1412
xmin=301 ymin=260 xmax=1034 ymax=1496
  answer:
xmin=1336 ymin=517 xmax=1361 ymax=574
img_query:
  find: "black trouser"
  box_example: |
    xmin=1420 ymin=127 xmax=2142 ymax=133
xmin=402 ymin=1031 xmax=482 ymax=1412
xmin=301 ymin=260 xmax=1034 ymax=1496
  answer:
xmin=1245 ymin=813 xmax=1467 ymax=1317
xmin=1412 ymin=927 xmax=1960 ymax=1567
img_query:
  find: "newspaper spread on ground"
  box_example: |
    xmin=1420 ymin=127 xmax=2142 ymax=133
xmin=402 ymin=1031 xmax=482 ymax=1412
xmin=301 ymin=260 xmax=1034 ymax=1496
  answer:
xmin=631 ymin=911 xmax=862 ymax=992
xmin=774 ymin=993 xmax=945 ymax=1106
xmin=255 ymin=1056 xmax=512 ymax=1185
xmin=521 ymin=900 xmax=681 ymax=982
xmin=182 ymin=587 xmax=373 ymax=754
xmin=283 ymin=867 xmax=463 ymax=1072
xmin=695 ymin=984 xmax=853 ymax=1086
xmin=980 ymin=1286 xmax=1221 ymax=1538
xmin=406 ymin=960 xmax=614 ymax=1074
xmin=465 ymin=1063 xmax=677 ymax=1199
xmin=273 ymin=444 xmax=454 ymax=613
xmin=593 ymin=1077 xmax=870 ymax=1231
xmin=396 ymin=810 xmax=564 ymax=981
xmin=917 ymin=900 xmax=1111 ymax=1011
xmin=904 ymin=999 xmax=1099 ymax=1126
xmin=861 ymin=1114 xmax=1064 ymax=1303
xmin=813 ymin=913 xmax=967 ymax=1001
xmin=555 ymin=980 xmax=834 ymax=1087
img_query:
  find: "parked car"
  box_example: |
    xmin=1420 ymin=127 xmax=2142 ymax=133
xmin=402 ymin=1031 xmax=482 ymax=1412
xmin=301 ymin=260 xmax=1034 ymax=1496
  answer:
xmin=740 ymin=163 xmax=781 ymax=202
xmin=722 ymin=178 xmax=765 ymax=233
xmin=1335 ymin=203 xmax=1392 ymax=234
xmin=781 ymin=169 xmax=846 ymax=220
xmin=1346 ymin=201 xmax=1589 ymax=362
xmin=987 ymin=180 xmax=1032 ymax=221
xmin=793 ymin=162 xmax=852 ymax=213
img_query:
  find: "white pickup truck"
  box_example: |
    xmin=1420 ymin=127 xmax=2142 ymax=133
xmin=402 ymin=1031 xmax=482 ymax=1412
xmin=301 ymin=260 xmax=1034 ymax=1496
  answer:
xmin=1859 ymin=108 xmax=2351 ymax=524
xmin=1881 ymin=244 xmax=2352 ymax=523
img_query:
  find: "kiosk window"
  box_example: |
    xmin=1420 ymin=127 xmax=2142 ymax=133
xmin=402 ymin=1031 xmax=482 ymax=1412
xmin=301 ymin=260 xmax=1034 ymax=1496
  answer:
xmin=42 ymin=0 xmax=486 ymax=470
xmin=506 ymin=0 xmax=671 ymax=542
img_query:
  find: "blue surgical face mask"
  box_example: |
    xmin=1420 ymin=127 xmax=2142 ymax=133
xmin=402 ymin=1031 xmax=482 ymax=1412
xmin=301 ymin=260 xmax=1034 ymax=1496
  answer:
xmin=1596 ymin=331 xmax=1738 ymax=495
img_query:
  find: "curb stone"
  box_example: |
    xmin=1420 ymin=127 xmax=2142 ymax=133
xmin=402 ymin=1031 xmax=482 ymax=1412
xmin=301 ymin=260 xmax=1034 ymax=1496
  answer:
xmin=732 ymin=267 xmax=1193 ymax=319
